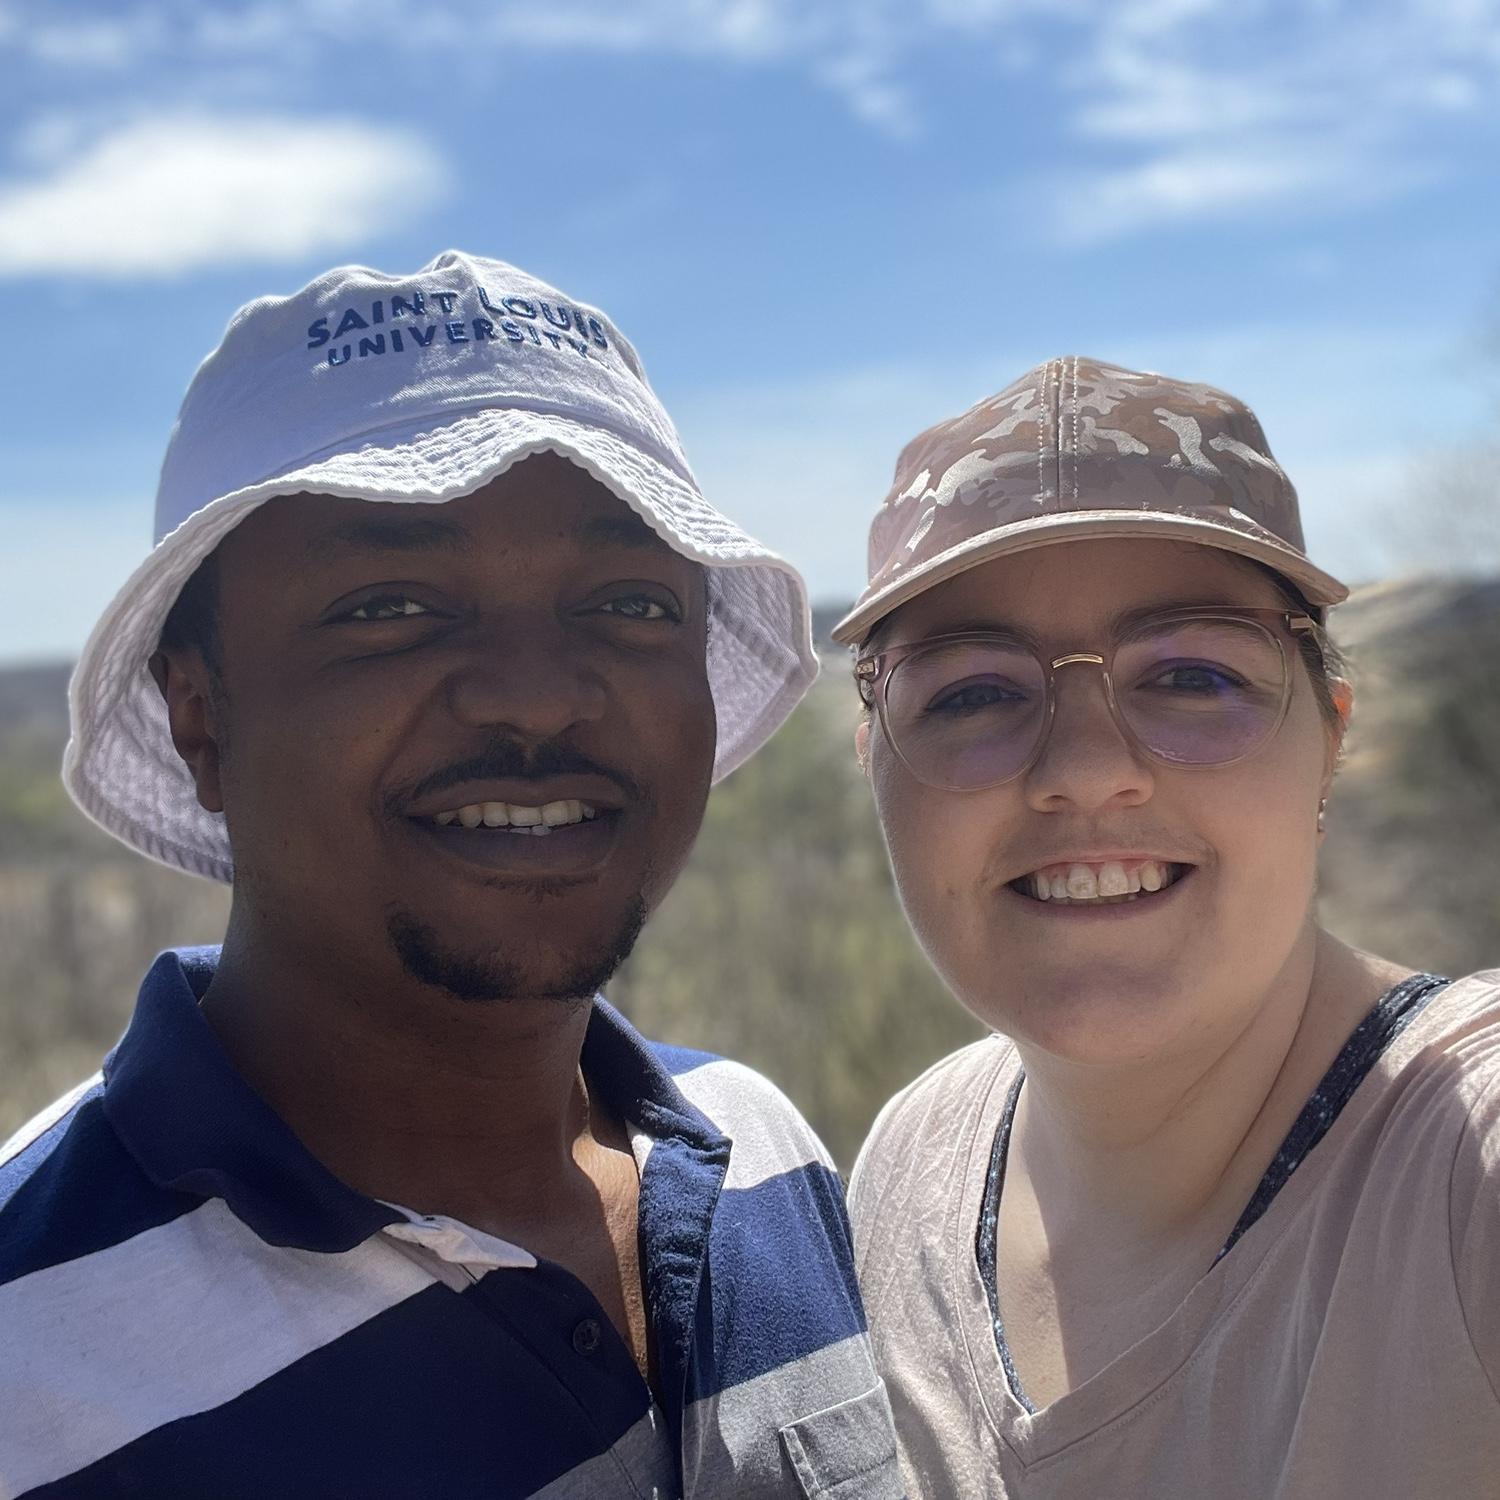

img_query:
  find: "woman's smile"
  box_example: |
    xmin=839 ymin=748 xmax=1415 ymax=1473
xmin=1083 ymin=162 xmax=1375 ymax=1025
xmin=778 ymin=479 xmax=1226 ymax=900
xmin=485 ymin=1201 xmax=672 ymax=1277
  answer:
xmin=1007 ymin=858 xmax=1193 ymax=905
xmin=1006 ymin=856 xmax=1188 ymax=901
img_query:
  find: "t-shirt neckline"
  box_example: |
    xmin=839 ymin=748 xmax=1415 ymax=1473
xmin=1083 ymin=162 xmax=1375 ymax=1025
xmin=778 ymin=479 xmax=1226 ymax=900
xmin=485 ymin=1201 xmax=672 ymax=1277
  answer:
xmin=970 ymin=971 xmax=1450 ymax=1422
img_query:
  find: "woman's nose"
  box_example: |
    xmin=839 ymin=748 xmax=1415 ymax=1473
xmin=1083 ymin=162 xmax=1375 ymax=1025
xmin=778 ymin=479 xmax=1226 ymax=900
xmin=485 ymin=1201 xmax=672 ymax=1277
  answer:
xmin=1022 ymin=659 xmax=1155 ymax=814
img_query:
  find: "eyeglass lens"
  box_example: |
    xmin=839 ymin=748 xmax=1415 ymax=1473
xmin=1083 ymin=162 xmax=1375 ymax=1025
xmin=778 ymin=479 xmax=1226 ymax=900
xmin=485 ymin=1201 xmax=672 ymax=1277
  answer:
xmin=882 ymin=616 xmax=1288 ymax=790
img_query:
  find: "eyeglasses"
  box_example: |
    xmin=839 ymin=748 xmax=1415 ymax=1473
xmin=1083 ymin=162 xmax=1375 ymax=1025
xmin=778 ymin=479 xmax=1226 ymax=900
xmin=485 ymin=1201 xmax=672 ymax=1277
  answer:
xmin=854 ymin=607 xmax=1316 ymax=792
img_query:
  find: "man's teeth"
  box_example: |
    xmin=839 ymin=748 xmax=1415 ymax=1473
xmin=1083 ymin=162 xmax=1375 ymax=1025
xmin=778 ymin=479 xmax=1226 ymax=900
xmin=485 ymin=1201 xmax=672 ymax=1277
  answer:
xmin=432 ymin=800 xmax=598 ymax=834
xmin=1027 ymin=860 xmax=1178 ymax=904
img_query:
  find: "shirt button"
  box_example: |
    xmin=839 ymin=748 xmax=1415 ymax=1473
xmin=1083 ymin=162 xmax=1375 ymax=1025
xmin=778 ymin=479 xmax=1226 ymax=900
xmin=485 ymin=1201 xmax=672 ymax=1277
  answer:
xmin=572 ymin=1318 xmax=602 ymax=1355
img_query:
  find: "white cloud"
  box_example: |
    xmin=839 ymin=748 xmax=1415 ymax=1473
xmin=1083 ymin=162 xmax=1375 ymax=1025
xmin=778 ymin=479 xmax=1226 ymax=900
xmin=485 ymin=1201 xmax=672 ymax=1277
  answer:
xmin=3 ymin=0 xmax=909 ymax=134
xmin=0 ymin=114 xmax=443 ymax=278
xmin=1048 ymin=0 xmax=1500 ymax=241
xmin=1053 ymin=144 xmax=1367 ymax=245
xmin=4 ymin=0 xmax=1498 ymax=211
xmin=21 ymin=9 xmax=167 ymax=69
xmin=817 ymin=49 xmax=918 ymax=138
xmin=495 ymin=0 xmax=802 ymax=58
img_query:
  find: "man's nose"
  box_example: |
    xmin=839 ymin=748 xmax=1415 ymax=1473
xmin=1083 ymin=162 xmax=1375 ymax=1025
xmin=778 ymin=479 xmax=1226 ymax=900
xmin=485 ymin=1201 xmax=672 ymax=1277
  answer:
xmin=440 ymin=613 xmax=608 ymax=741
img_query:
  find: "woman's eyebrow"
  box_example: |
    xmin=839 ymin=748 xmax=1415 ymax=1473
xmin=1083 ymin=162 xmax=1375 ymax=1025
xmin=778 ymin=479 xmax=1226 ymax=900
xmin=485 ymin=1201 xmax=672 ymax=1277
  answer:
xmin=946 ymin=618 xmax=1039 ymax=646
xmin=884 ymin=599 xmax=1260 ymax=651
xmin=1113 ymin=598 xmax=1258 ymax=629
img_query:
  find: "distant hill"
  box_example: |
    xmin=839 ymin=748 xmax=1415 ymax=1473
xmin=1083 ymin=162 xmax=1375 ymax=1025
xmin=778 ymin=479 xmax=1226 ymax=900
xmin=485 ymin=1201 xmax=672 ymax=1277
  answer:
xmin=1318 ymin=573 xmax=1500 ymax=979
xmin=0 ymin=660 xmax=71 ymax=758
xmin=810 ymin=602 xmax=853 ymax=652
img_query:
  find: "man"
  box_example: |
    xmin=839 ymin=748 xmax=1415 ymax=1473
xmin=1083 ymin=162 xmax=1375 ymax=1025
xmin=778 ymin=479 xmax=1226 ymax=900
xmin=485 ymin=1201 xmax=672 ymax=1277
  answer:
xmin=0 ymin=252 xmax=900 ymax=1498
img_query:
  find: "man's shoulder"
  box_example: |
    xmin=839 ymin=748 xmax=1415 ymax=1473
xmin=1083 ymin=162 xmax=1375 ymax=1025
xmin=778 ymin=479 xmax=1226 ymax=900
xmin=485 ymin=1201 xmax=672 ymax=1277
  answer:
xmin=0 ymin=1075 xmax=187 ymax=1290
xmin=1 ymin=1073 xmax=105 ymax=1202
xmin=1 ymin=1075 xmax=110 ymax=1278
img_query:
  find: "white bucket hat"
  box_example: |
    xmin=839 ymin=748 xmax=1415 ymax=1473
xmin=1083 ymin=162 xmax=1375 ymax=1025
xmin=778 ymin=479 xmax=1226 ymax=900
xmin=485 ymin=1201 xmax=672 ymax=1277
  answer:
xmin=64 ymin=250 xmax=817 ymax=883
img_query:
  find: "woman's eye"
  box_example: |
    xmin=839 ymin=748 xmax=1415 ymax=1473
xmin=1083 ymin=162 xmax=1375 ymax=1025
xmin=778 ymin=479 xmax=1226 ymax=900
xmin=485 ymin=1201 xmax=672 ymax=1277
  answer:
xmin=1147 ymin=662 xmax=1245 ymax=694
xmin=343 ymin=596 xmax=433 ymax=622
xmin=929 ymin=680 xmax=1022 ymax=714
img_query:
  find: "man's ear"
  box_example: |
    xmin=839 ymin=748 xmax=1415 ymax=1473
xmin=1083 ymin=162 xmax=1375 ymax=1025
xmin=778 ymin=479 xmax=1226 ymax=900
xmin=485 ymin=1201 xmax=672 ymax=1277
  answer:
xmin=148 ymin=649 xmax=225 ymax=814
xmin=854 ymin=718 xmax=871 ymax=778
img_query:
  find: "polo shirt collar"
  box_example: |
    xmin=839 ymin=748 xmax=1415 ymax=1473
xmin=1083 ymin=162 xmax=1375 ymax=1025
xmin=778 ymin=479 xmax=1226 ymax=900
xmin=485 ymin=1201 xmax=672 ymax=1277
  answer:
xmin=101 ymin=947 xmax=730 ymax=1260
xmin=102 ymin=947 xmax=399 ymax=1252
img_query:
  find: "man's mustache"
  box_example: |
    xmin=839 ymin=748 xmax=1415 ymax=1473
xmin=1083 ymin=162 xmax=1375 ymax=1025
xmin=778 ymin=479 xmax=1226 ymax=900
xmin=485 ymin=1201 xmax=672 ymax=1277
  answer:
xmin=391 ymin=736 xmax=644 ymax=814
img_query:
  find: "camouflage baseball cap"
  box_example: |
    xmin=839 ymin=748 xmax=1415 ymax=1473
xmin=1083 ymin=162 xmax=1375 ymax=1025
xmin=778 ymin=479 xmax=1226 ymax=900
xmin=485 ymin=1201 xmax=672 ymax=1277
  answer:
xmin=831 ymin=354 xmax=1348 ymax=646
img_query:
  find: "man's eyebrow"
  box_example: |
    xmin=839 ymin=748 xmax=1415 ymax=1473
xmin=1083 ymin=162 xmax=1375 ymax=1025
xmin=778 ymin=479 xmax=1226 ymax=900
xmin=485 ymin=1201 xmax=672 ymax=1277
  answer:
xmin=577 ymin=514 xmax=675 ymax=555
xmin=306 ymin=513 xmax=474 ymax=560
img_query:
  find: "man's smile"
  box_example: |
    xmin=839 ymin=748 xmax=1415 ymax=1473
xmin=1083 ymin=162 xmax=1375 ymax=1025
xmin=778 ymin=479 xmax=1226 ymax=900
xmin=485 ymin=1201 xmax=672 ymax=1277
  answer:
xmin=431 ymin=798 xmax=599 ymax=832
xmin=405 ymin=801 xmax=623 ymax=876
xmin=399 ymin=777 xmax=626 ymax=876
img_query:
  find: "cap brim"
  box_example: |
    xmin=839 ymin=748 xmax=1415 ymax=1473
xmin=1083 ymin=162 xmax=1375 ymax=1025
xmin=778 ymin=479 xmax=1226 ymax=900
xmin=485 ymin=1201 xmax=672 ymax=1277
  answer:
xmin=831 ymin=509 xmax=1349 ymax=647
xmin=65 ymin=407 xmax=816 ymax=883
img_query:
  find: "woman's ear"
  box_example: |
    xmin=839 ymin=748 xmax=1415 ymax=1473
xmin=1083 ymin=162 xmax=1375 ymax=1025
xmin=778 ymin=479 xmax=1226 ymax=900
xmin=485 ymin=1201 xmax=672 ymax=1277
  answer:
xmin=854 ymin=718 xmax=871 ymax=778
xmin=1330 ymin=676 xmax=1354 ymax=731
xmin=1324 ymin=675 xmax=1354 ymax=779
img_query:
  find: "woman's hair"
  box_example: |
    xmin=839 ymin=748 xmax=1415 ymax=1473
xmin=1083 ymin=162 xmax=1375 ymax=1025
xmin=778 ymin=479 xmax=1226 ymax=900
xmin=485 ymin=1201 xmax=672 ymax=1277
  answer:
xmin=1242 ymin=560 xmax=1350 ymax=734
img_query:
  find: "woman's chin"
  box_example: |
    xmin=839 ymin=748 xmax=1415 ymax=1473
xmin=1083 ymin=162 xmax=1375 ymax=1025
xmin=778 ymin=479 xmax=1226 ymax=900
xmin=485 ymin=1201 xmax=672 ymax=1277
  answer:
xmin=961 ymin=961 xmax=1212 ymax=1066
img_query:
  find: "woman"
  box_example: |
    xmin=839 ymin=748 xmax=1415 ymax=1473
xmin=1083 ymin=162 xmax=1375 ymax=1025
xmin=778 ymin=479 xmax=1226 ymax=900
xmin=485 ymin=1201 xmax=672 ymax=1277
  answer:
xmin=837 ymin=357 xmax=1500 ymax=1498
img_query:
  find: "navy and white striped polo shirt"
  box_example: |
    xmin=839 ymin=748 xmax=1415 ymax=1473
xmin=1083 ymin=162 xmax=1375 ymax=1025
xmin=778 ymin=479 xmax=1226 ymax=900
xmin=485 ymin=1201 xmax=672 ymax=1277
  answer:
xmin=0 ymin=949 xmax=900 ymax=1498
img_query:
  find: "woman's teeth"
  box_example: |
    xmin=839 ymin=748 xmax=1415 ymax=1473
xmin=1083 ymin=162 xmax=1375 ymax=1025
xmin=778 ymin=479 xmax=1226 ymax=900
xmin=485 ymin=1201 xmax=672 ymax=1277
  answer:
xmin=431 ymin=800 xmax=598 ymax=835
xmin=1022 ymin=859 xmax=1181 ymax=904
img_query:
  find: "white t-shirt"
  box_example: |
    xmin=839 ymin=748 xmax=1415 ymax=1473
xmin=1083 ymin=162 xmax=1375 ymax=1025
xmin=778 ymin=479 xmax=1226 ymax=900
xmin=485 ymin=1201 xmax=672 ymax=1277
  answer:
xmin=848 ymin=971 xmax=1500 ymax=1499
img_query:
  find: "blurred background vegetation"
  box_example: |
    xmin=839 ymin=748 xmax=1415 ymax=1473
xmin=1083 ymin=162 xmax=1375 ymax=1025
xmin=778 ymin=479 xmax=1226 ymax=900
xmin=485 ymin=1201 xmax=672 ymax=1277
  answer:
xmin=3 ymin=584 xmax=1498 ymax=1168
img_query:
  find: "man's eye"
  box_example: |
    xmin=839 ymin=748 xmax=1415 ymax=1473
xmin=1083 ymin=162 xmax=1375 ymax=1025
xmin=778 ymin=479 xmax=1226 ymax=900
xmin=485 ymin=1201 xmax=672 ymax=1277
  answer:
xmin=343 ymin=596 xmax=432 ymax=621
xmin=597 ymin=595 xmax=679 ymax=622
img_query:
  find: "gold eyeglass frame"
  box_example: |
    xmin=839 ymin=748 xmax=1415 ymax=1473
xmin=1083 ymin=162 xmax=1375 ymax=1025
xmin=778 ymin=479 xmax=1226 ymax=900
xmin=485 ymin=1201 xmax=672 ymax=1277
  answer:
xmin=853 ymin=606 xmax=1318 ymax=792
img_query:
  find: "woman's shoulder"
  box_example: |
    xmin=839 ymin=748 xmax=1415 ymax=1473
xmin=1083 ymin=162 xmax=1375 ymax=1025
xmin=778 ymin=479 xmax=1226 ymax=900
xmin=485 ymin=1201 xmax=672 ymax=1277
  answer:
xmin=1361 ymin=969 xmax=1500 ymax=1170
xmin=1417 ymin=971 xmax=1500 ymax=1391
xmin=1395 ymin=968 xmax=1500 ymax=1093
xmin=847 ymin=1034 xmax=1016 ymax=1221
xmin=1413 ymin=968 xmax=1500 ymax=1146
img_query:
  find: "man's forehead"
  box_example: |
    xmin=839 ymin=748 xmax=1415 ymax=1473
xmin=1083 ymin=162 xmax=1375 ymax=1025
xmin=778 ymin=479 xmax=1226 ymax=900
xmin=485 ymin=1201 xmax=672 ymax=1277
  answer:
xmin=300 ymin=505 xmax=671 ymax=559
xmin=239 ymin=463 xmax=679 ymax=563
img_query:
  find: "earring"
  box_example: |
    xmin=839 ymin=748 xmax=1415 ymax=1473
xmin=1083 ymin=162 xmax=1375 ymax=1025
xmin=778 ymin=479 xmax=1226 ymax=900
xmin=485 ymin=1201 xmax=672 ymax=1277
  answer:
xmin=1317 ymin=797 xmax=1327 ymax=832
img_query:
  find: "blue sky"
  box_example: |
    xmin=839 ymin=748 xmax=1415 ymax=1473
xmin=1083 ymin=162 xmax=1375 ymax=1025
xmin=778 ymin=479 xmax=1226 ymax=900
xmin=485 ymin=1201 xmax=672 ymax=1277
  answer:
xmin=2 ymin=0 xmax=1498 ymax=661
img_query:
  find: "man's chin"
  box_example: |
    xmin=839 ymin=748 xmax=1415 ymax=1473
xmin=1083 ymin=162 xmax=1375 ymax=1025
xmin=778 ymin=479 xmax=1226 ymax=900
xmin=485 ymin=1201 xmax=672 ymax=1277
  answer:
xmin=385 ymin=900 xmax=648 ymax=1005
